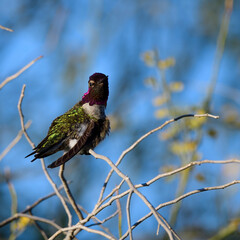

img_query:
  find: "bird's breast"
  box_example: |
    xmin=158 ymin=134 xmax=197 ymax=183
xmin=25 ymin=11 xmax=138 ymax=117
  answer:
xmin=82 ymin=103 xmax=106 ymax=119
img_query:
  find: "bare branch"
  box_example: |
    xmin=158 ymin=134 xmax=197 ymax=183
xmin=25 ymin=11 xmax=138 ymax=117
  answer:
xmin=158 ymin=180 xmax=240 ymax=210
xmin=0 ymin=56 xmax=43 ymax=90
xmin=0 ymin=183 xmax=69 ymax=228
xmin=17 ymin=85 xmax=73 ymax=229
xmin=58 ymin=165 xmax=72 ymax=229
xmin=116 ymin=188 xmax=122 ymax=238
xmin=93 ymin=179 xmax=124 ymax=213
xmin=59 ymin=164 xmax=84 ymax=221
xmin=156 ymin=213 xmax=182 ymax=240
xmin=29 ymin=210 xmax=48 ymax=240
xmin=78 ymin=158 xmax=240 ymax=238
xmin=59 ymin=164 xmax=84 ymax=239
xmin=68 ymin=197 xmax=116 ymax=238
xmin=0 ymin=121 xmax=31 ymax=162
xmin=139 ymin=159 xmax=240 ymax=187
xmin=126 ymin=191 xmax=133 ymax=240
xmin=89 ymin=149 xmax=174 ymax=240
xmin=86 ymin=210 xmax=119 ymax=228
xmin=118 ymin=113 xmax=219 ymax=166
xmin=97 ymin=113 xmax=219 ymax=202
xmin=49 ymin=223 xmax=117 ymax=240
xmin=3 ymin=213 xmax=62 ymax=231
xmin=0 ymin=24 xmax=13 ymax=32
xmin=17 ymin=84 xmax=33 ymax=146
xmin=121 ymin=180 xmax=240 ymax=239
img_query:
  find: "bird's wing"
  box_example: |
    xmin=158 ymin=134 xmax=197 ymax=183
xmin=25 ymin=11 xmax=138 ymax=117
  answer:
xmin=27 ymin=104 xmax=89 ymax=160
xmin=26 ymin=115 xmax=70 ymax=161
xmin=47 ymin=120 xmax=95 ymax=168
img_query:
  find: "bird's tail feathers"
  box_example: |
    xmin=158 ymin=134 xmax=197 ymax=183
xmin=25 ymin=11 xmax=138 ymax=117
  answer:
xmin=48 ymin=121 xmax=95 ymax=168
xmin=25 ymin=151 xmax=36 ymax=158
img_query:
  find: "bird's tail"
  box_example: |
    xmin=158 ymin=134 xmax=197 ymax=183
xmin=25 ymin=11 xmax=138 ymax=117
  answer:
xmin=48 ymin=121 xmax=95 ymax=168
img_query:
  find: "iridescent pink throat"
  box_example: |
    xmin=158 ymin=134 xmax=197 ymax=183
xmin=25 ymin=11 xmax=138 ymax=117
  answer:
xmin=81 ymin=89 xmax=107 ymax=106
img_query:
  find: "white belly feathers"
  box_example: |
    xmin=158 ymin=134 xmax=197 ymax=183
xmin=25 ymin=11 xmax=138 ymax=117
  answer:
xmin=82 ymin=103 xmax=106 ymax=119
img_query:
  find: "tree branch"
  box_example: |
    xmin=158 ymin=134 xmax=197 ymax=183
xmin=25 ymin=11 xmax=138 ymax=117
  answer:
xmin=0 ymin=24 xmax=13 ymax=32
xmin=0 ymin=121 xmax=31 ymax=162
xmin=49 ymin=223 xmax=116 ymax=240
xmin=17 ymin=84 xmax=73 ymax=231
xmin=89 ymin=149 xmax=174 ymax=240
xmin=120 ymin=180 xmax=240 ymax=239
xmin=97 ymin=113 xmax=219 ymax=202
xmin=126 ymin=190 xmax=133 ymax=240
xmin=0 ymin=56 xmax=43 ymax=90
xmin=59 ymin=164 xmax=84 ymax=221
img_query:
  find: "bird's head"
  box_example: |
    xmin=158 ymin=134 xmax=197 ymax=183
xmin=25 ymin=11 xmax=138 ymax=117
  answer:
xmin=82 ymin=73 xmax=109 ymax=106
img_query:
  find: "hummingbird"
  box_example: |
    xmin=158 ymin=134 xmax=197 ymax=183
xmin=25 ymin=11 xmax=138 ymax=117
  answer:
xmin=26 ymin=73 xmax=110 ymax=168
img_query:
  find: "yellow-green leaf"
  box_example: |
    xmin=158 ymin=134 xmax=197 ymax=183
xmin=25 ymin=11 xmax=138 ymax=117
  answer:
xmin=186 ymin=110 xmax=207 ymax=129
xmin=144 ymin=77 xmax=157 ymax=87
xmin=207 ymin=128 xmax=218 ymax=138
xmin=141 ymin=51 xmax=155 ymax=67
xmin=170 ymin=141 xmax=197 ymax=155
xmin=195 ymin=173 xmax=206 ymax=182
xmin=157 ymin=57 xmax=175 ymax=70
xmin=12 ymin=217 xmax=31 ymax=231
xmin=160 ymin=165 xmax=177 ymax=182
xmin=169 ymin=81 xmax=184 ymax=92
xmin=192 ymin=152 xmax=202 ymax=161
xmin=154 ymin=108 xmax=169 ymax=119
xmin=160 ymin=126 xmax=179 ymax=140
xmin=153 ymin=95 xmax=168 ymax=106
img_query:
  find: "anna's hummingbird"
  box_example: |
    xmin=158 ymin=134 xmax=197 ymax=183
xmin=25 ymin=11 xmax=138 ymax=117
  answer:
xmin=26 ymin=73 xmax=110 ymax=168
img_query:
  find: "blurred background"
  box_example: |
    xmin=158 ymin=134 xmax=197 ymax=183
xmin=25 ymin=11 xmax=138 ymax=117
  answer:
xmin=1 ymin=0 xmax=240 ymax=239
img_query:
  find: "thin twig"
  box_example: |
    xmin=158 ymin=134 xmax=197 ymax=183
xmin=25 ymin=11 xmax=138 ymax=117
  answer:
xmin=49 ymin=223 xmax=116 ymax=240
xmin=0 ymin=24 xmax=13 ymax=32
xmin=59 ymin=164 xmax=83 ymax=240
xmin=97 ymin=113 xmax=219 ymax=202
xmin=5 ymin=213 xmax=62 ymax=231
xmin=17 ymin=84 xmax=73 ymax=228
xmin=59 ymin=164 xmax=84 ymax=221
xmin=89 ymin=149 xmax=174 ymax=240
xmin=24 ymin=183 xmax=70 ymax=213
xmin=0 ymin=121 xmax=31 ymax=162
xmin=126 ymin=191 xmax=133 ymax=240
xmin=138 ymin=159 xmax=240 ymax=188
xmin=86 ymin=210 xmax=119 ymax=228
xmin=119 ymin=114 xmax=219 ymax=165
xmin=80 ymin=159 xmax=239 ymax=239
xmin=116 ymin=188 xmax=122 ymax=238
xmin=159 ymin=180 xmax=240 ymax=210
xmin=0 ymin=184 xmax=68 ymax=228
xmin=41 ymin=159 xmax=73 ymax=227
xmin=59 ymin=165 xmax=72 ymax=229
xmin=93 ymin=179 xmax=124 ymax=212
xmin=120 ymin=180 xmax=240 ymax=239
xmin=79 ymin=158 xmax=240 ymax=234
xmin=17 ymin=84 xmax=33 ymax=145
xmin=66 ymin=197 xmax=116 ymax=238
xmin=156 ymin=213 xmax=182 ymax=240
xmin=0 ymin=56 xmax=43 ymax=90
xmin=108 ymin=159 xmax=240 ymax=214
xmin=29 ymin=210 xmax=48 ymax=240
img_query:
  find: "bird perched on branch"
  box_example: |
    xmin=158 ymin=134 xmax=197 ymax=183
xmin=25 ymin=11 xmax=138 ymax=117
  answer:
xmin=26 ymin=73 xmax=110 ymax=168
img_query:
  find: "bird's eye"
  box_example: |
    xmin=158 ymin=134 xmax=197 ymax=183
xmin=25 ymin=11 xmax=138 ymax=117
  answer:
xmin=89 ymin=81 xmax=95 ymax=87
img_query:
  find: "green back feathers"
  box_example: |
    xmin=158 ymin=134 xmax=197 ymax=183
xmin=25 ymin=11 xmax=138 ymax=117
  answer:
xmin=40 ymin=104 xmax=92 ymax=149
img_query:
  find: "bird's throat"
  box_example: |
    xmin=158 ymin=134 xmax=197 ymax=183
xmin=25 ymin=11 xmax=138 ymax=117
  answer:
xmin=82 ymin=103 xmax=106 ymax=119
